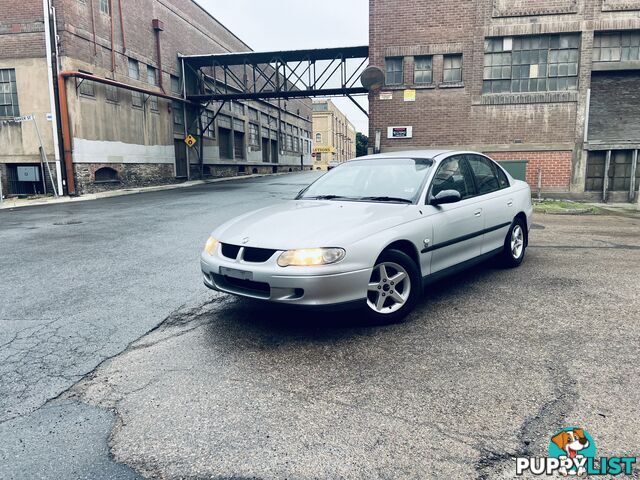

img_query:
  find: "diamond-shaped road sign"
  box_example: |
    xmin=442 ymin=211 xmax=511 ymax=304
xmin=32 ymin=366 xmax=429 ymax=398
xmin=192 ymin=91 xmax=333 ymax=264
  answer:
xmin=184 ymin=134 xmax=197 ymax=148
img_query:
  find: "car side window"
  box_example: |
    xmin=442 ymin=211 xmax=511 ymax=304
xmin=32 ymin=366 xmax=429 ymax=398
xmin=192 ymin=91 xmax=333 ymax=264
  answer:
xmin=495 ymin=163 xmax=510 ymax=188
xmin=466 ymin=155 xmax=500 ymax=195
xmin=430 ymin=156 xmax=476 ymax=200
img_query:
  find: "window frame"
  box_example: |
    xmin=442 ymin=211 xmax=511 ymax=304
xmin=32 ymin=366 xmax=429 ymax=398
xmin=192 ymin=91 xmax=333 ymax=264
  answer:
xmin=315 ymin=132 xmax=322 ymax=143
xmin=427 ymin=155 xmax=477 ymax=202
xmin=128 ymin=58 xmax=139 ymax=80
xmin=0 ymin=68 xmax=20 ymax=118
xmin=414 ymin=56 xmax=433 ymax=85
xmin=385 ymin=57 xmax=404 ymax=85
xmin=99 ymin=0 xmax=109 ymax=15
xmin=443 ymin=54 xmax=463 ymax=84
xmin=465 ymin=154 xmax=504 ymax=196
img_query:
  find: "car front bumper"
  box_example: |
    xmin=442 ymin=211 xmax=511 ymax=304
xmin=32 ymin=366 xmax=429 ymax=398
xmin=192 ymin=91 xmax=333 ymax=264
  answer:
xmin=200 ymin=253 xmax=371 ymax=307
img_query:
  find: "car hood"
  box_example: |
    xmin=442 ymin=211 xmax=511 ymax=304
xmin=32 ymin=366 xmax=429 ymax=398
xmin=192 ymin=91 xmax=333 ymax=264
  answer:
xmin=213 ymin=200 xmax=416 ymax=250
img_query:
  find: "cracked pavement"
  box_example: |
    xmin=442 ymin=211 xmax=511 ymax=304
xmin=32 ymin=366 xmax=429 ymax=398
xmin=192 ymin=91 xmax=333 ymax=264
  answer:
xmin=1 ymin=173 xmax=639 ymax=479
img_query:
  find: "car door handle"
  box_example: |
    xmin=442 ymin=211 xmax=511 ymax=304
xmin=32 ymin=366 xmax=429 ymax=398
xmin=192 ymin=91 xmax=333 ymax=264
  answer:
xmin=474 ymin=209 xmax=482 ymax=217
xmin=507 ymin=200 xmax=514 ymax=207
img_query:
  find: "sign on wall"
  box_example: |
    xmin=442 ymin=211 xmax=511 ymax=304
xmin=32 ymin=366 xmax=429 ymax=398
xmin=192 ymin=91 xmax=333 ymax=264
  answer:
xmin=17 ymin=166 xmax=41 ymax=182
xmin=313 ymin=146 xmax=334 ymax=153
xmin=387 ymin=126 xmax=413 ymax=139
xmin=379 ymin=91 xmax=393 ymax=100
xmin=403 ymin=90 xmax=416 ymax=102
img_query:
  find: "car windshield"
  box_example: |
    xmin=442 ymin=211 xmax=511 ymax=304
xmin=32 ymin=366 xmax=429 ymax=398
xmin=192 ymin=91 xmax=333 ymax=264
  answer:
xmin=298 ymin=158 xmax=433 ymax=203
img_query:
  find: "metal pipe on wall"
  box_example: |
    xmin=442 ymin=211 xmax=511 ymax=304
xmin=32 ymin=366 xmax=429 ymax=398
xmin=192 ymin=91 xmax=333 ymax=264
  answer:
xmin=109 ymin=0 xmax=116 ymax=72
xmin=117 ymin=0 xmax=126 ymax=53
xmin=42 ymin=0 xmax=64 ymax=195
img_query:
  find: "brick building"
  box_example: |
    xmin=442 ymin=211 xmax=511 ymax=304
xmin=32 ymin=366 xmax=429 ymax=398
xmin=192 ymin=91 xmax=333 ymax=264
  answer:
xmin=312 ymin=99 xmax=356 ymax=170
xmin=0 ymin=0 xmax=312 ymax=197
xmin=369 ymin=0 xmax=640 ymax=201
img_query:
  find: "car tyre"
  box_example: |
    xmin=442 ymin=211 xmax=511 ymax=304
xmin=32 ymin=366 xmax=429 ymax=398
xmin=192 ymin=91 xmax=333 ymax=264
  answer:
xmin=364 ymin=249 xmax=421 ymax=325
xmin=501 ymin=217 xmax=527 ymax=268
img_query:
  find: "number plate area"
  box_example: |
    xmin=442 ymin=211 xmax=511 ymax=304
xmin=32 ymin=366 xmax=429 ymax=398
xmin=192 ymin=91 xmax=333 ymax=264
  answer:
xmin=219 ymin=266 xmax=253 ymax=281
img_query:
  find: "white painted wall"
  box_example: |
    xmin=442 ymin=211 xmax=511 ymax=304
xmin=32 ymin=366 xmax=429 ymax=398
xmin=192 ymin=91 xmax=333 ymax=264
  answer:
xmin=72 ymin=139 xmax=174 ymax=164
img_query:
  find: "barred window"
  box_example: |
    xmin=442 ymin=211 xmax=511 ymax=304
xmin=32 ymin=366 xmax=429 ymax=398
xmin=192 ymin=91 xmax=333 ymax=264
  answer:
xmin=106 ymin=84 xmax=118 ymax=103
xmin=414 ymin=56 xmax=433 ymax=84
xmin=0 ymin=69 xmax=19 ymax=117
xmin=128 ymin=58 xmax=139 ymax=80
xmin=249 ymin=123 xmax=259 ymax=146
xmin=78 ymin=79 xmax=94 ymax=97
xmin=173 ymin=101 xmax=184 ymax=128
xmin=483 ymin=34 xmax=579 ymax=94
xmin=594 ymin=31 xmax=640 ymax=63
xmin=131 ymin=91 xmax=143 ymax=108
xmin=443 ymin=54 xmax=463 ymax=83
xmin=170 ymin=75 xmax=181 ymax=94
xmin=385 ymin=57 xmax=403 ymax=85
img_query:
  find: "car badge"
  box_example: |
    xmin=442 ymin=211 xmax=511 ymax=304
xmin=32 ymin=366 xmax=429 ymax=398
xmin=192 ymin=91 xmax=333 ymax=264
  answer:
xmin=242 ymin=237 xmax=249 ymax=244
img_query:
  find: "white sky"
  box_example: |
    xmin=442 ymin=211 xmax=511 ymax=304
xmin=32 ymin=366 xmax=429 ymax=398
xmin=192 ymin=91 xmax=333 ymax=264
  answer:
xmin=198 ymin=0 xmax=370 ymax=134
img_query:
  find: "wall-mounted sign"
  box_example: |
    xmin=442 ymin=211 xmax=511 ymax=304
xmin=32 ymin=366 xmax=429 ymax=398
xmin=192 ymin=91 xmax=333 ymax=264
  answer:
xmin=13 ymin=115 xmax=34 ymax=123
xmin=313 ymin=145 xmax=334 ymax=153
xmin=387 ymin=126 xmax=413 ymax=139
xmin=184 ymin=134 xmax=197 ymax=148
xmin=379 ymin=91 xmax=393 ymax=100
xmin=403 ymin=89 xmax=416 ymax=102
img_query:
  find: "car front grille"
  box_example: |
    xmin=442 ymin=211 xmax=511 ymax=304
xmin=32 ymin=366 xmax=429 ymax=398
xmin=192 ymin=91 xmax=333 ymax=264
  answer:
xmin=243 ymin=247 xmax=276 ymax=263
xmin=220 ymin=243 xmax=241 ymax=259
xmin=220 ymin=243 xmax=276 ymax=263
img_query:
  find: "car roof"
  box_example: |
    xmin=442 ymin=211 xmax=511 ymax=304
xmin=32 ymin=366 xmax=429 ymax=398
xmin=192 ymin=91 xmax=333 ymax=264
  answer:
xmin=352 ymin=150 xmax=458 ymax=162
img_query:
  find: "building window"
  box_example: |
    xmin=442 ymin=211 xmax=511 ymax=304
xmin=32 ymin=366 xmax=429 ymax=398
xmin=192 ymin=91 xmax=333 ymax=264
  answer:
xmin=315 ymin=132 xmax=322 ymax=143
xmin=172 ymin=101 xmax=184 ymax=131
xmin=200 ymin=110 xmax=215 ymax=138
xmin=0 ymin=69 xmax=19 ymax=117
xmin=232 ymin=101 xmax=244 ymax=117
xmin=170 ymin=75 xmax=181 ymax=94
xmin=385 ymin=57 xmax=403 ymax=85
xmin=593 ymin=31 xmax=640 ymax=63
xmin=128 ymin=58 xmax=139 ymax=80
xmin=106 ymin=84 xmax=118 ymax=103
xmin=79 ymin=79 xmax=95 ymax=97
xmin=414 ymin=56 xmax=433 ymax=84
xmin=249 ymin=123 xmax=259 ymax=146
xmin=131 ymin=91 xmax=143 ymax=108
xmin=483 ymin=34 xmax=579 ymax=94
xmin=313 ymin=102 xmax=328 ymax=111
xmin=248 ymin=108 xmax=259 ymax=122
xmin=443 ymin=54 xmax=463 ymax=83
xmin=147 ymin=65 xmax=157 ymax=86
xmin=99 ymin=0 xmax=109 ymax=14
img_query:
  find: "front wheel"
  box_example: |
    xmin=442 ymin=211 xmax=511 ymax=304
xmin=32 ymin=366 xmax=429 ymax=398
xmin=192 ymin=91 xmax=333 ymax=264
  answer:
xmin=365 ymin=249 xmax=421 ymax=324
xmin=501 ymin=218 xmax=527 ymax=268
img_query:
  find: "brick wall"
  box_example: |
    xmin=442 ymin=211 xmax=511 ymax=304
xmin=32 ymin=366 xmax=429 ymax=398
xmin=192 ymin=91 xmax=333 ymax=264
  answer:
xmin=487 ymin=151 xmax=573 ymax=191
xmin=0 ymin=0 xmax=46 ymax=58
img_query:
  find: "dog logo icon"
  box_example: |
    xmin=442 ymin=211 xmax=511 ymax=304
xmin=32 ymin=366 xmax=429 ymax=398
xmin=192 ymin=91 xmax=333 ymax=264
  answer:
xmin=549 ymin=427 xmax=596 ymax=476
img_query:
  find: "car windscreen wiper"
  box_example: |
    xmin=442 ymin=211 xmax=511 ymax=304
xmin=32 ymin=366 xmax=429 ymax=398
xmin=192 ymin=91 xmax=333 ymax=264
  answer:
xmin=358 ymin=196 xmax=413 ymax=204
xmin=303 ymin=195 xmax=352 ymax=200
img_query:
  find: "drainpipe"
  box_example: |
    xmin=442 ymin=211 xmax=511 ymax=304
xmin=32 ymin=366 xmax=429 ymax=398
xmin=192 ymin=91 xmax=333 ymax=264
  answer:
xmin=117 ymin=0 xmax=126 ymax=53
xmin=90 ymin=0 xmax=97 ymax=55
xmin=152 ymin=19 xmax=165 ymax=92
xmin=42 ymin=0 xmax=64 ymax=195
xmin=109 ymin=0 xmax=116 ymax=72
xmin=57 ymin=74 xmax=76 ymax=195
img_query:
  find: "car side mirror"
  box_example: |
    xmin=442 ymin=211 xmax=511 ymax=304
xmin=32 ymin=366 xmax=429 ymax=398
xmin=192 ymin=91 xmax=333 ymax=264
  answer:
xmin=430 ymin=189 xmax=462 ymax=206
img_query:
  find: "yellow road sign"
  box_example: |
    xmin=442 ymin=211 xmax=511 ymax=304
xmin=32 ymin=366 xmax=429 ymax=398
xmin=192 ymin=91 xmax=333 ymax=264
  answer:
xmin=185 ymin=134 xmax=197 ymax=148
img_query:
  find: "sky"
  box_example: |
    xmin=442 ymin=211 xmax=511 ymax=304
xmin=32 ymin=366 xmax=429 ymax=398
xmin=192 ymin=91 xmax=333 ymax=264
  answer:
xmin=198 ymin=0 xmax=370 ymax=134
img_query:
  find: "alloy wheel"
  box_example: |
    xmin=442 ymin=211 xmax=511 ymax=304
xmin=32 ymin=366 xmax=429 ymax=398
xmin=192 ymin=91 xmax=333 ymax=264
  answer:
xmin=367 ymin=261 xmax=411 ymax=314
xmin=511 ymin=224 xmax=524 ymax=259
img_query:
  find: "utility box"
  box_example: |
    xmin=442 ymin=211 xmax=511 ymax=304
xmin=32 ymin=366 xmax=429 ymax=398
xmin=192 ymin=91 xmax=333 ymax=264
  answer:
xmin=17 ymin=166 xmax=40 ymax=182
xmin=498 ymin=160 xmax=528 ymax=182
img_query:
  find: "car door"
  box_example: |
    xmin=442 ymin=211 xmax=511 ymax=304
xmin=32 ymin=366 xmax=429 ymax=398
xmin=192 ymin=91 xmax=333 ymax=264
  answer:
xmin=427 ymin=155 xmax=484 ymax=273
xmin=465 ymin=154 xmax=514 ymax=254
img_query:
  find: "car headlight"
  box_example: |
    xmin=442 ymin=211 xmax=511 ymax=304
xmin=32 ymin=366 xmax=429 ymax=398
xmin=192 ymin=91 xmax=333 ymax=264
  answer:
xmin=204 ymin=236 xmax=219 ymax=256
xmin=277 ymin=247 xmax=345 ymax=267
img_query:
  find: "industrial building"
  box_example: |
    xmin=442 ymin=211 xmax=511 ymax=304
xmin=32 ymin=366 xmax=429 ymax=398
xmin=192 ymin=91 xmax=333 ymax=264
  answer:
xmin=0 ymin=0 xmax=313 ymax=197
xmin=312 ymin=99 xmax=356 ymax=170
xmin=369 ymin=0 xmax=640 ymax=201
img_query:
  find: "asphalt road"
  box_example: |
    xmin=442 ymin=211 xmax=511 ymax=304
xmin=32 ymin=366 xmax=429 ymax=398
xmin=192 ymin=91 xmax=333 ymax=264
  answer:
xmin=1 ymin=173 xmax=639 ymax=479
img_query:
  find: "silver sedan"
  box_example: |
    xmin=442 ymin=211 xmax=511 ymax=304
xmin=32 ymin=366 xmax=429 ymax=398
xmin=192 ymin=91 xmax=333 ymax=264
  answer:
xmin=201 ymin=150 xmax=533 ymax=323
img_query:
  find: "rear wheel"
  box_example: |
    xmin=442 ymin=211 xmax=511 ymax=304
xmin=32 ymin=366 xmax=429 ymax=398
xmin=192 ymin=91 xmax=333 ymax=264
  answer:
xmin=501 ymin=218 xmax=527 ymax=267
xmin=365 ymin=249 xmax=421 ymax=324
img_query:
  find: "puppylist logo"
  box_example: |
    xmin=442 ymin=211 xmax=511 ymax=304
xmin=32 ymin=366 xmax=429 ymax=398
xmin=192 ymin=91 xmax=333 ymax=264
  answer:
xmin=516 ymin=427 xmax=637 ymax=476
